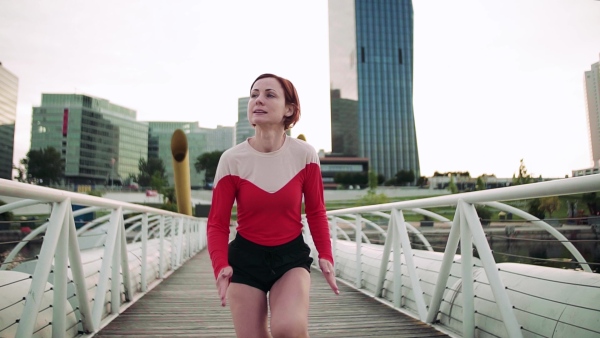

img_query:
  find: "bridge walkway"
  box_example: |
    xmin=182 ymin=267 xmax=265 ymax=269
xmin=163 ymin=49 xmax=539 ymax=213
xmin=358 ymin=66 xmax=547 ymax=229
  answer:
xmin=95 ymin=250 xmax=450 ymax=337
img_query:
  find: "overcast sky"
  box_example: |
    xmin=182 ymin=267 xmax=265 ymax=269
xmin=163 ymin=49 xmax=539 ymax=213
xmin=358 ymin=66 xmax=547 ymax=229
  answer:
xmin=1 ymin=0 xmax=599 ymax=179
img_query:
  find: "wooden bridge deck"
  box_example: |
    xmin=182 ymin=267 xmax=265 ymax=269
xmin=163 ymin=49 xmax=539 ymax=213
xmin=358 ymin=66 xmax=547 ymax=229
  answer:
xmin=95 ymin=250 xmax=450 ymax=337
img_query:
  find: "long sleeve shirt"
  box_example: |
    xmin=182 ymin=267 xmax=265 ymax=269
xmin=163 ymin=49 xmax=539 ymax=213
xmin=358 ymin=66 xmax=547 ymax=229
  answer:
xmin=207 ymin=136 xmax=333 ymax=279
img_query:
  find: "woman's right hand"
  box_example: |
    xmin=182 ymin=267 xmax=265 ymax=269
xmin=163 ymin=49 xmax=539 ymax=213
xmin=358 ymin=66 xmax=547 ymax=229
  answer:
xmin=216 ymin=266 xmax=233 ymax=306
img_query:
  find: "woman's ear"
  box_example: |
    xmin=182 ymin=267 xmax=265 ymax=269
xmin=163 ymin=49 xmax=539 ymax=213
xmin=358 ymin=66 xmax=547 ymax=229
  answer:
xmin=285 ymin=105 xmax=294 ymax=117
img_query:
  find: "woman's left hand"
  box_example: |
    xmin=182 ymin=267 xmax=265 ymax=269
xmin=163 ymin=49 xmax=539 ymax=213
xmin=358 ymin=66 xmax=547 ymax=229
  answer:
xmin=319 ymin=258 xmax=340 ymax=295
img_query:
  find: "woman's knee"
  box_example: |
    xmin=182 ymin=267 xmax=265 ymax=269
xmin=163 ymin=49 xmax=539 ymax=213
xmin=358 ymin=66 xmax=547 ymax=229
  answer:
xmin=270 ymin=317 xmax=308 ymax=338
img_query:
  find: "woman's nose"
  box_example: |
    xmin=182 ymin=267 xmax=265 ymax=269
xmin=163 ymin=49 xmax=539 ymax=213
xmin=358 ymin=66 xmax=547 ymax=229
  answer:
xmin=255 ymin=94 xmax=264 ymax=105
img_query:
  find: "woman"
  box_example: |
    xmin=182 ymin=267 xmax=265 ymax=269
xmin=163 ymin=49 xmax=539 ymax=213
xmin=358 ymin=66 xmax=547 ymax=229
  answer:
xmin=207 ymin=73 xmax=339 ymax=338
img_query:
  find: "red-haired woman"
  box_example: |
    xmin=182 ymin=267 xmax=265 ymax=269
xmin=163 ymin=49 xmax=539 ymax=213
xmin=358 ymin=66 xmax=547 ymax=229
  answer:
xmin=207 ymin=73 xmax=339 ymax=337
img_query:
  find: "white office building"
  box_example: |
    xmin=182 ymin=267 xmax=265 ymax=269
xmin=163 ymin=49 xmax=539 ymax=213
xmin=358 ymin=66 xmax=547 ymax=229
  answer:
xmin=574 ymin=54 xmax=600 ymax=177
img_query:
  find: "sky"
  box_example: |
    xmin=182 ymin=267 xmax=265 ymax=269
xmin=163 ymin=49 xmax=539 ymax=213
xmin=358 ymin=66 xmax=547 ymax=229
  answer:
xmin=1 ymin=0 xmax=599 ymax=179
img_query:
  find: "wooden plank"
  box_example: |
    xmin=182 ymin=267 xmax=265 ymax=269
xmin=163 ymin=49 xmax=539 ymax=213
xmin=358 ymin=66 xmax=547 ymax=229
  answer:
xmin=95 ymin=250 xmax=450 ymax=337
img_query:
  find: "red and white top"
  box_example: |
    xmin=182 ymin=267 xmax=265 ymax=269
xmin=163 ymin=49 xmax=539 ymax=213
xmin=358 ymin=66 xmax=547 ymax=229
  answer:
xmin=207 ymin=136 xmax=334 ymax=279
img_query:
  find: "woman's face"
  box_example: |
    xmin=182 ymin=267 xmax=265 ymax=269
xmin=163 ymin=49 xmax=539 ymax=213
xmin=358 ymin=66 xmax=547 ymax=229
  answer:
xmin=248 ymin=77 xmax=292 ymax=128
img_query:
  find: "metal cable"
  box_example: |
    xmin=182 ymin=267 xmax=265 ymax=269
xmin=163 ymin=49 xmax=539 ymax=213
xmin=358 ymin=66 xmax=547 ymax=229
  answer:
xmin=0 ymin=298 xmax=24 ymax=312
xmin=492 ymin=251 xmax=600 ymax=266
xmin=0 ymin=320 xmax=18 ymax=334
xmin=474 ymin=325 xmax=504 ymax=338
xmin=490 ymin=235 xmax=600 ymax=243
xmin=0 ymin=276 xmax=31 ymax=288
xmin=499 ymin=268 xmax=600 ymax=288
xmin=508 ymin=288 xmax=600 ymax=312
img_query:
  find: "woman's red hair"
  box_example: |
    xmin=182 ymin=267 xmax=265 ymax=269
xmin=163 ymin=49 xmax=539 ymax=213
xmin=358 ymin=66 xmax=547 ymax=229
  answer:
xmin=250 ymin=73 xmax=301 ymax=130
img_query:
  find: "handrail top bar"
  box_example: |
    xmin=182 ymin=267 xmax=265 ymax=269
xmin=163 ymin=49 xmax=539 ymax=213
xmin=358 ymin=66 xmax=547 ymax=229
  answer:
xmin=327 ymin=175 xmax=600 ymax=215
xmin=0 ymin=179 xmax=197 ymax=219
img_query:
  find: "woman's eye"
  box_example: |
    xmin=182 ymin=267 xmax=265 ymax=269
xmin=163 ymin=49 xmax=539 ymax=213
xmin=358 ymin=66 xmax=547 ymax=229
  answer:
xmin=267 ymin=93 xmax=275 ymax=98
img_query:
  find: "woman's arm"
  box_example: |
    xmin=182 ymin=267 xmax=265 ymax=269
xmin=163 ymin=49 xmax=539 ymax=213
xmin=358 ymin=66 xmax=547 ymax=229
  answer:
xmin=207 ymin=170 xmax=237 ymax=279
xmin=303 ymin=162 xmax=333 ymax=265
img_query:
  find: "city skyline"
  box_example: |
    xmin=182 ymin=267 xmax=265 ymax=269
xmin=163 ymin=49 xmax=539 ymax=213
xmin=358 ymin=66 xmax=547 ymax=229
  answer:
xmin=1 ymin=0 xmax=600 ymax=179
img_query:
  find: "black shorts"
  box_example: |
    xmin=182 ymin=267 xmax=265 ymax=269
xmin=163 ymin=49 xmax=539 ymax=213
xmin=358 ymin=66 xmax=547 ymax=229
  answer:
xmin=228 ymin=233 xmax=314 ymax=293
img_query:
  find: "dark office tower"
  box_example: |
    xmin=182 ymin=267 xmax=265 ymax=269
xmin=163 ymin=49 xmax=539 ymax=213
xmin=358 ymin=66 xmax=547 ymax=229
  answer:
xmin=328 ymin=0 xmax=420 ymax=180
xmin=0 ymin=62 xmax=18 ymax=180
xmin=330 ymin=89 xmax=359 ymax=156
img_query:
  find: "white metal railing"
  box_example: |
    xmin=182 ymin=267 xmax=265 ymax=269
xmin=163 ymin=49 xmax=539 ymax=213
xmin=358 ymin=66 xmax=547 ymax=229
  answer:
xmin=4 ymin=175 xmax=600 ymax=337
xmin=303 ymin=175 xmax=600 ymax=338
xmin=0 ymin=179 xmax=206 ymax=337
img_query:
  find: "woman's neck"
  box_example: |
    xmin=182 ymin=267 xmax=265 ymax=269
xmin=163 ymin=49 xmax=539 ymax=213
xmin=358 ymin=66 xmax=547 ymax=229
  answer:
xmin=250 ymin=127 xmax=286 ymax=153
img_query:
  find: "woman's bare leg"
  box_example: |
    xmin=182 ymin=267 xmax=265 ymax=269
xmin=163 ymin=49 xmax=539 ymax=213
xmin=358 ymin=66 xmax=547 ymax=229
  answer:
xmin=269 ymin=268 xmax=311 ymax=338
xmin=228 ymin=283 xmax=271 ymax=338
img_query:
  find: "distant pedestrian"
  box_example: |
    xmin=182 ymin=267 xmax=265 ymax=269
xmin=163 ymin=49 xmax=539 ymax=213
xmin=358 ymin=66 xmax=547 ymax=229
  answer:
xmin=207 ymin=73 xmax=339 ymax=337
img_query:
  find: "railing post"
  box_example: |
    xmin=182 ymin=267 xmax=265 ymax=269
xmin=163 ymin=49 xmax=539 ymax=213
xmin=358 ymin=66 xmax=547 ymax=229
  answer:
xmin=426 ymin=207 xmax=462 ymax=323
xmin=375 ymin=213 xmax=394 ymax=298
xmin=92 ymin=207 xmax=122 ymax=329
xmin=391 ymin=211 xmax=403 ymax=307
xmin=186 ymin=219 xmax=191 ymax=259
xmin=199 ymin=221 xmax=204 ymax=250
xmin=331 ymin=217 xmax=338 ymax=269
xmin=392 ymin=209 xmax=428 ymax=320
xmin=15 ymin=201 xmax=68 ymax=337
xmin=120 ymin=218 xmax=133 ymax=302
xmin=52 ymin=202 xmax=70 ymax=337
xmin=171 ymin=218 xmax=177 ymax=271
xmin=111 ymin=224 xmax=122 ymax=313
xmin=461 ymin=201 xmax=523 ymax=338
xmin=196 ymin=221 xmax=200 ymax=252
xmin=66 ymin=209 xmax=95 ymax=333
xmin=459 ymin=202 xmax=475 ymax=338
xmin=176 ymin=217 xmax=184 ymax=267
xmin=354 ymin=214 xmax=362 ymax=288
xmin=159 ymin=216 xmax=165 ymax=278
xmin=141 ymin=213 xmax=148 ymax=292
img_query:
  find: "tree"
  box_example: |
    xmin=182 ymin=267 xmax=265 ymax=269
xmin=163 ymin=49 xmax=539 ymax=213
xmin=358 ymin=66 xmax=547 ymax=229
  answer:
xmin=357 ymin=190 xmax=389 ymax=206
xmin=512 ymin=159 xmax=534 ymax=185
xmin=297 ymin=134 xmax=306 ymax=141
xmin=416 ymin=176 xmax=428 ymax=187
xmin=334 ymin=172 xmax=368 ymax=188
xmin=368 ymin=170 xmax=378 ymax=192
xmin=476 ymin=205 xmax=492 ymax=225
xmin=475 ymin=176 xmax=486 ymax=191
xmin=0 ymin=200 xmax=14 ymax=223
xmin=539 ymin=196 xmax=560 ymax=218
xmin=433 ymin=171 xmax=471 ymax=178
xmin=581 ymin=192 xmax=598 ymax=215
xmin=12 ymin=162 xmax=27 ymax=182
xmin=150 ymin=171 xmax=169 ymax=192
xmin=195 ymin=151 xmax=224 ymax=184
xmin=395 ymin=170 xmax=415 ymax=186
xmin=24 ymin=147 xmax=63 ymax=186
xmin=136 ymin=157 xmax=167 ymax=188
xmin=527 ymin=198 xmax=545 ymax=219
xmin=447 ymin=175 xmax=458 ymax=194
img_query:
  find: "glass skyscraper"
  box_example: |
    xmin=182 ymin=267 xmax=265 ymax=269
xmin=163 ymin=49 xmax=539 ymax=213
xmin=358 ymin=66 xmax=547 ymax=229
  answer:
xmin=328 ymin=0 xmax=420 ymax=180
xmin=31 ymin=94 xmax=148 ymax=186
xmin=236 ymin=97 xmax=254 ymax=144
xmin=0 ymin=62 xmax=18 ymax=180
